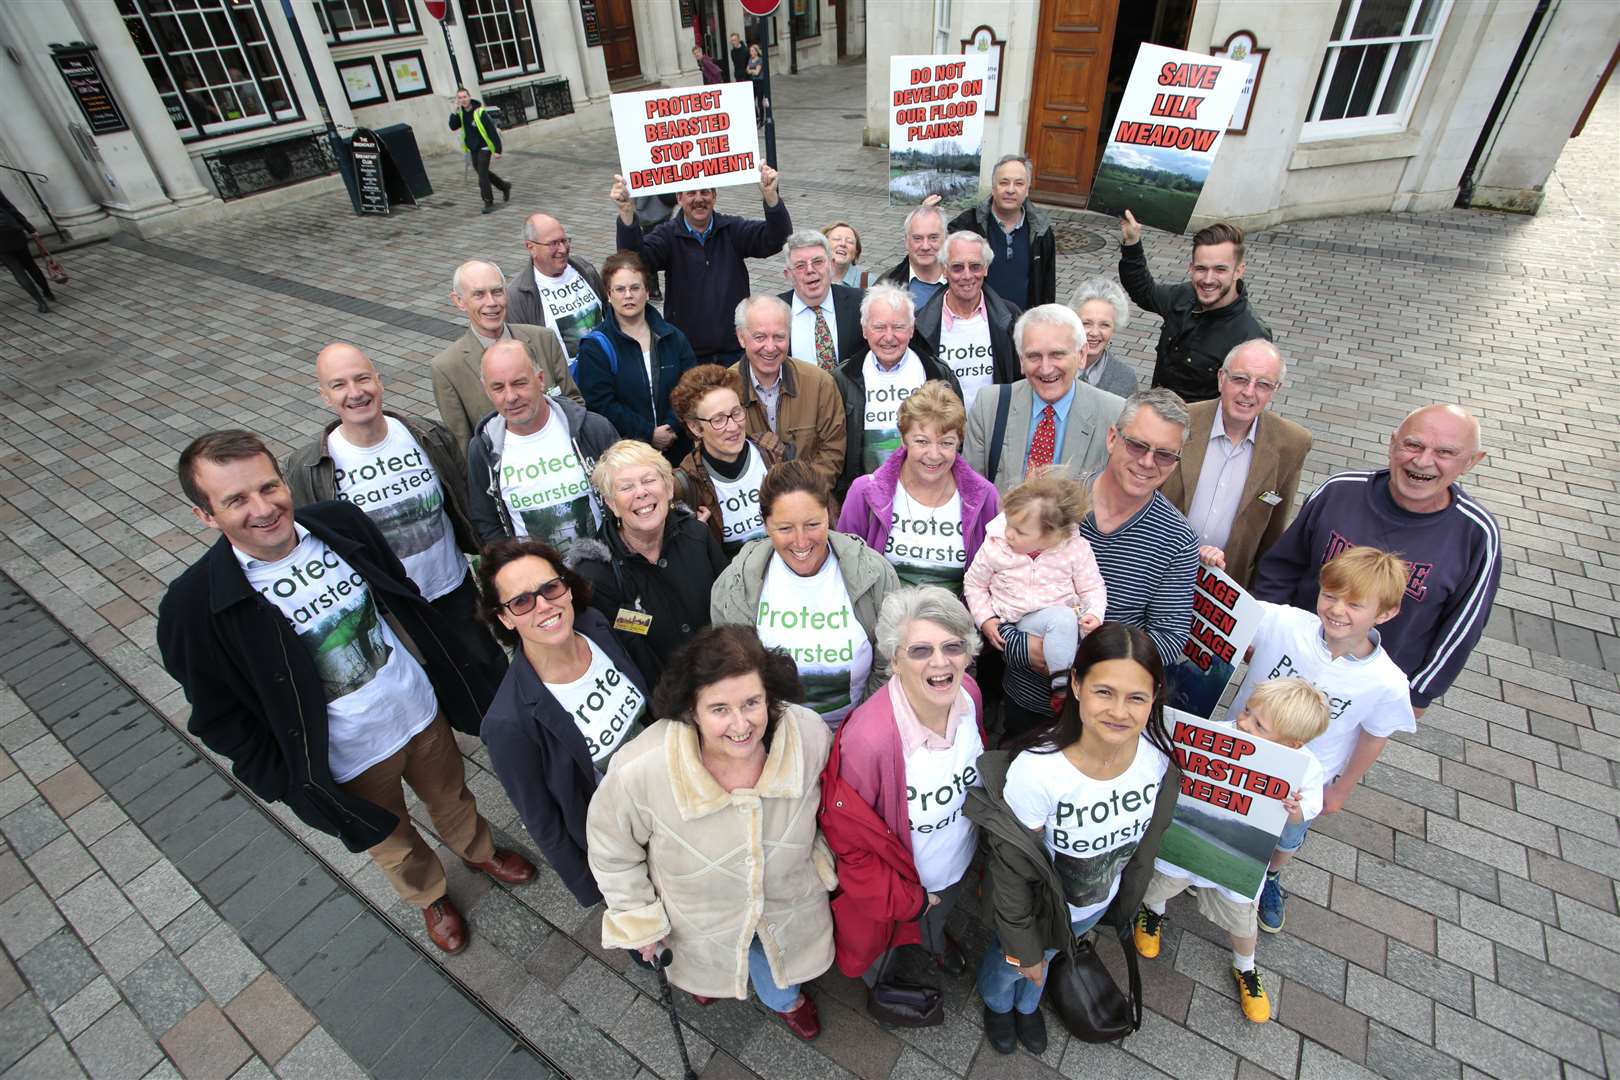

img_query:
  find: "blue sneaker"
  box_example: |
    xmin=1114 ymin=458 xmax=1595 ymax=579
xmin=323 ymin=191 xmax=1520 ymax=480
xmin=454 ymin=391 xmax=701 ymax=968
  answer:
xmin=1258 ymin=873 xmax=1286 ymax=933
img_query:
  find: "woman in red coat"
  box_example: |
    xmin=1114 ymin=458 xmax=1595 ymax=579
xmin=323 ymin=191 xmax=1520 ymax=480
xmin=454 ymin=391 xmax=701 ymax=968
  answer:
xmin=819 ymin=585 xmax=985 ymax=986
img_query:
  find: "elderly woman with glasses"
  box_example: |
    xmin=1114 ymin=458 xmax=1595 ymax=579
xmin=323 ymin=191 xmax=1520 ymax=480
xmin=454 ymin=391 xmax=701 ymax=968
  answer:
xmin=476 ymin=538 xmax=652 ymax=908
xmin=1069 ymin=277 xmax=1139 ymax=399
xmin=575 ymin=251 xmax=698 ymax=460
xmin=670 ymin=364 xmax=783 ymax=555
xmin=819 ymin=586 xmax=986 ymax=998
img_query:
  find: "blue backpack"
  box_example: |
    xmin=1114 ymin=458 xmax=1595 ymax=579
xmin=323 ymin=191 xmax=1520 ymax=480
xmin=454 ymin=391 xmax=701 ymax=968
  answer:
xmin=569 ymin=327 xmax=619 ymax=382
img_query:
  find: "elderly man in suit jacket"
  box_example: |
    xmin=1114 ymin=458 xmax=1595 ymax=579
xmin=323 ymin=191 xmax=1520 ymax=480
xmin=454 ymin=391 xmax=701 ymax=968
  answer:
xmin=431 ymin=259 xmax=582 ymax=448
xmin=963 ymin=304 xmax=1124 ymax=494
xmin=776 ymin=230 xmax=863 ymax=371
xmin=1161 ymin=339 xmax=1311 ymax=590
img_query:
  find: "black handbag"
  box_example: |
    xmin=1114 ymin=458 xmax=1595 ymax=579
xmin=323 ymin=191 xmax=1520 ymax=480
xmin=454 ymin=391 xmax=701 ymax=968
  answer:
xmin=865 ymin=919 xmax=944 ymax=1027
xmin=1044 ymin=926 xmax=1142 ymax=1043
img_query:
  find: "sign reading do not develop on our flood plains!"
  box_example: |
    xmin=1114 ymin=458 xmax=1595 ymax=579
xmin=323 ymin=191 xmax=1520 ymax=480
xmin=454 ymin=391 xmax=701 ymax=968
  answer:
xmin=1087 ymin=43 xmax=1247 ymax=235
xmin=889 ymin=53 xmax=989 ymax=206
xmin=611 ymin=83 xmax=761 ymax=197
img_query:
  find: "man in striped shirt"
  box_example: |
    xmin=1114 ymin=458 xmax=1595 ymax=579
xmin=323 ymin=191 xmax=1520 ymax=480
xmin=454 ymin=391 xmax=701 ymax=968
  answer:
xmin=1252 ymin=406 xmax=1500 ymax=715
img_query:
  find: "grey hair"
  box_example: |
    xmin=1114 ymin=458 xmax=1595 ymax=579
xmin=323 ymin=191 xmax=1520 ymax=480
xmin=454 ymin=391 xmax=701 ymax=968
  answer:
xmin=1068 ymin=277 xmax=1131 ymax=334
xmin=521 ymin=214 xmax=559 ymax=244
xmin=1221 ymin=338 xmax=1286 ymax=383
xmin=944 ymin=230 xmax=994 ymax=268
xmin=733 ymin=293 xmax=792 ymax=333
xmin=1012 ymin=303 xmax=1084 ymax=355
xmin=1117 ymin=387 xmax=1191 ymax=436
xmin=783 ymin=229 xmax=833 ymax=264
xmin=992 ymin=154 xmax=1033 ymax=181
xmin=875 ymin=585 xmax=982 ymax=663
xmin=452 ymin=259 xmax=504 ymax=297
xmin=902 ymin=204 xmax=947 ymax=236
xmin=860 ymin=282 xmax=914 ymax=327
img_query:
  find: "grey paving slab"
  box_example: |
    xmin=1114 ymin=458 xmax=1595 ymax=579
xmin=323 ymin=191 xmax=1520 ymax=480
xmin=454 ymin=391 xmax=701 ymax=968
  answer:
xmin=16 ymin=928 xmax=101 ymax=1011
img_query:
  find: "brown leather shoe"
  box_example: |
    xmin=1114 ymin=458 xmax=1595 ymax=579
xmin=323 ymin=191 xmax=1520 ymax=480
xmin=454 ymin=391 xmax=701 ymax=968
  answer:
xmin=424 ymin=897 xmax=467 ymax=954
xmin=780 ymin=995 xmax=820 ymax=1040
xmin=463 ymin=849 xmax=536 ymax=885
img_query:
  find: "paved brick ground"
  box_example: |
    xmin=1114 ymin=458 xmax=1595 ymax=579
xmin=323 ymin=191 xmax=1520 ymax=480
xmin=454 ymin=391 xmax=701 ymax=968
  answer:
xmin=0 ymin=59 xmax=1616 ymax=1079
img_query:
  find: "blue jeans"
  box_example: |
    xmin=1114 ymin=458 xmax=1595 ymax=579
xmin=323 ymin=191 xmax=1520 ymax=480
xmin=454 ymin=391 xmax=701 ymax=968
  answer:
xmin=746 ymin=935 xmax=801 ymax=1012
xmin=1275 ymin=816 xmax=1310 ymax=853
xmin=977 ymin=909 xmax=1105 ymax=1015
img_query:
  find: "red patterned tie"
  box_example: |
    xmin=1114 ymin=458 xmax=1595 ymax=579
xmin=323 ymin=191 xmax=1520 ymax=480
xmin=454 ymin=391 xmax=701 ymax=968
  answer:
xmin=813 ymin=308 xmax=836 ymax=371
xmin=1026 ymin=404 xmax=1057 ymax=472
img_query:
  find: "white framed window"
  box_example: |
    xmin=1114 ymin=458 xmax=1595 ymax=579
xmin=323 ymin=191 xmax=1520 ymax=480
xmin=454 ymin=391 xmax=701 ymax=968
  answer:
xmin=461 ymin=0 xmax=544 ymax=81
xmin=1303 ymin=0 xmax=1452 ymax=140
xmin=314 ymin=0 xmax=418 ymax=43
xmin=118 ymin=0 xmax=301 ymax=141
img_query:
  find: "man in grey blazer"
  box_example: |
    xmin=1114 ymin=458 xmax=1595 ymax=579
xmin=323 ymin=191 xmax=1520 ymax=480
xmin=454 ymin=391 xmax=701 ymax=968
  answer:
xmin=431 ymin=259 xmax=582 ymax=449
xmin=963 ymin=303 xmax=1125 ymax=494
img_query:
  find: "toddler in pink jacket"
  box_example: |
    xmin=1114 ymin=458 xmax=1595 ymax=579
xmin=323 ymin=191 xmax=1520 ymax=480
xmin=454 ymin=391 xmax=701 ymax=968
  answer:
xmin=964 ymin=476 xmax=1107 ymax=672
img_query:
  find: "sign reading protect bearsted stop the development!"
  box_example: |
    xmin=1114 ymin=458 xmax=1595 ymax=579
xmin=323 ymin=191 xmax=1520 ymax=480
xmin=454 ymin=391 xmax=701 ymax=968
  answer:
xmin=610 ymin=84 xmax=761 ymax=198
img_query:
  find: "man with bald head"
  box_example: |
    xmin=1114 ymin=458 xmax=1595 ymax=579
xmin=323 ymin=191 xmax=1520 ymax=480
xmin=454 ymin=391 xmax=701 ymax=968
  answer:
xmin=505 ymin=213 xmax=607 ymax=359
xmin=286 ymin=344 xmax=500 ymax=664
xmin=467 ymin=338 xmax=618 ymax=545
xmin=1253 ymin=405 xmax=1501 ymax=713
xmin=431 ymin=259 xmax=581 ymax=448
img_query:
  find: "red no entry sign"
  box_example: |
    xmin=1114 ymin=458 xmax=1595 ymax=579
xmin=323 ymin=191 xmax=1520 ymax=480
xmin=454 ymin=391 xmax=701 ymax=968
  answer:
xmin=740 ymin=0 xmax=780 ymax=16
xmin=424 ymin=0 xmax=447 ymax=20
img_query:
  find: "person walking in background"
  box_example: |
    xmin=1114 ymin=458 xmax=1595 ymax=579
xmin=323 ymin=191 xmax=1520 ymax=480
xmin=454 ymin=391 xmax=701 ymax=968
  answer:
xmin=729 ymin=32 xmax=749 ymax=82
xmin=747 ymin=43 xmax=766 ymax=124
xmin=694 ymin=46 xmax=724 ymax=84
xmin=0 ymin=189 xmax=52 ymax=314
xmin=449 ymin=87 xmax=511 ymax=215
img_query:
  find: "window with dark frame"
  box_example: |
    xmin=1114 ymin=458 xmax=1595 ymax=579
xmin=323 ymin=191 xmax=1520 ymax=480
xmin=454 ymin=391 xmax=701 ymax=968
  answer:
xmin=312 ymin=0 xmax=418 ymax=43
xmin=117 ymin=0 xmax=301 ymax=141
xmin=460 ymin=0 xmax=545 ymax=80
xmin=790 ymin=0 xmax=819 ymax=41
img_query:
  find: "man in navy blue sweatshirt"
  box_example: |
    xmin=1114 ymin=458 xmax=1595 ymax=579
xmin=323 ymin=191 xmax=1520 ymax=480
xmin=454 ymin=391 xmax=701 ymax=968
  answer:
xmin=1252 ymin=405 xmax=1501 ymax=714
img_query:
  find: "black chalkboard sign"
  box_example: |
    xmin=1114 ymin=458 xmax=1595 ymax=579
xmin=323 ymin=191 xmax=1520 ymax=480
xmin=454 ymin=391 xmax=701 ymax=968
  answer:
xmin=52 ymin=48 xmax=129 ymax=136
xmin=579 ymin=0 xmax=602 ymax=47
xmin=679 ymin=0 xmax=695 ymax=28
xmin=352 ymin=128 xmax=390 ymax=215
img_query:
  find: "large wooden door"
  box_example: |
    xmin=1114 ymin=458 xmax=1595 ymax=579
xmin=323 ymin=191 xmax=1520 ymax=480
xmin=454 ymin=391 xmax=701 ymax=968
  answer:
xmin=1023 ymin=0 xmax=1118 ymax=203
xmin=599 ymin=0 xmax=641 ymax=81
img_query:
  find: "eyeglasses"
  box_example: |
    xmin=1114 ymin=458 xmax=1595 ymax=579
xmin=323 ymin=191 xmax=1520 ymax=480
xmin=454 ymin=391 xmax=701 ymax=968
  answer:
xmin=1116 ymin=431 xmax=1183 ymax=468
xmin=693 ymin=406 xmax=746 ymax=431
xmin=789 ymin=258 xmax=828 ymax=274
xmin=1222 ymin=373 xmax=1280 ymax=393
xmin=904 ymin=640 xmax=969 ymax=662
xmin=498 ymin=577 xmax=568 ymax=615
xmin=609 ymin=283 xmax=646 ymax=297
xmin=529 ymin=237 xmax=571 ymax=249
xmin=946 ymin=263 xmax=986 ymax=274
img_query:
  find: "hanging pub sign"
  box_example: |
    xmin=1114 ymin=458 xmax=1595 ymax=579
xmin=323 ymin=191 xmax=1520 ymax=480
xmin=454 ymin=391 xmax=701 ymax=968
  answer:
xmin=351 ymin=128 xmax=390 ymax=215
xmin=51 ymin=46 xmax=130 ymax=136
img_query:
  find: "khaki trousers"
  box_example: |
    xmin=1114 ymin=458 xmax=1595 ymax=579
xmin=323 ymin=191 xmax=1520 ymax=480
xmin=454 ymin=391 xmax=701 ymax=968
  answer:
xmin=340 ymin=712 xmax=494 ymax=907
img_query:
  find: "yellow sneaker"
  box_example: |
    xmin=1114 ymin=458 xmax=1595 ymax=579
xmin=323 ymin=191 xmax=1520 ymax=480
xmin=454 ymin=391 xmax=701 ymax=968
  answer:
xmin=1133 ymin=907 xmax=1164 ymax=959
xmin=1232 ymin=967 xmax=1270 ymax=1023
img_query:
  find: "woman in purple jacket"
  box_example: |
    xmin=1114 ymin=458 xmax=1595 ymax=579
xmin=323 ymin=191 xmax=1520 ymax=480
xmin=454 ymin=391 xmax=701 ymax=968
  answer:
xmin=836 ymin=380 xmax=998 ymax=596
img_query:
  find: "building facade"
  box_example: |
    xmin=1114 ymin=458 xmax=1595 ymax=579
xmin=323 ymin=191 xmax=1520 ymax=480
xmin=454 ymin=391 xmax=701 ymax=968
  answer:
xmin=865 ymin=0 xmax=1619 ymax=229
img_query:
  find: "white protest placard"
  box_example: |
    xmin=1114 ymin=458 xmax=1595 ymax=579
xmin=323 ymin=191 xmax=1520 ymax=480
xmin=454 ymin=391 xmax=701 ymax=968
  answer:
xmin=1157 ymin=709 xmax=1313 ymax=900
xmin=888 ymin=53 xmax=988 ymax=205
xmin=610 ymin=83 xmax=760 ymax=197
xmin=1086 ymin=43 xmax=1248 ymax=234
xmin=1165 ymin=564 xmax=1263 ymax=719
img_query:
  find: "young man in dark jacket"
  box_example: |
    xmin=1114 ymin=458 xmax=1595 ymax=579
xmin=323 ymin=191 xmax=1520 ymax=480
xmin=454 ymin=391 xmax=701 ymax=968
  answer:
xmin=947 ymin=155 xmax=1056 ymax=309
xmin=157 ymin=431 xmax=533 ymax=956
xmin=1119 ymin=211 xmax=1272 ymax=403
xmin=0 ymin=190 xmax=51 ymax=314
xmin=449 ymin=86 xmax=511 ymax=214
xmin=610 ymin=165 xmax=792 ymax=363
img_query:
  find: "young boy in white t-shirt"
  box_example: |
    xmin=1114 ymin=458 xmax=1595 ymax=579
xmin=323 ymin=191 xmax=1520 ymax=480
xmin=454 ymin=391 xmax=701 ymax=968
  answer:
xmin=1133 ymin=677 xmax=1330 ymax=1023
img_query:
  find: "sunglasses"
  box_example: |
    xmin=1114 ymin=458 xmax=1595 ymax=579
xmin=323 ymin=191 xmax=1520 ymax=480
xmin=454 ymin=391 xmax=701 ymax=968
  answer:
xmin=904 ymin=640 xmax=969 ymax=662
xmin=1116 ymin=431 xmax=1182 ymax=469
xmin=498 ymin=577 xmax=568 ymax=615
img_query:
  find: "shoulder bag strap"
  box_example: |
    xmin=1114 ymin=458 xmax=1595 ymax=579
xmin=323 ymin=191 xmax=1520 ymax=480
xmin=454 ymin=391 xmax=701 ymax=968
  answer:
xmin=985 ymin=383 xmax=1013 ymax=487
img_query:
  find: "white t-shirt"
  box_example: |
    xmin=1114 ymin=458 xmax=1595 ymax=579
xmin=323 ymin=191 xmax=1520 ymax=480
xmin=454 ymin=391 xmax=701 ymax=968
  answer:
xmin=883 ymin=486 xmax=966 ymax=591
xmin=1228 ymin=602 xmax=1417 ymax=782
xmin=862 ymin=350 xmax=927 ymax=473
xmin=906 ymin=706 xmax=983 ymax=892
xmin=546 ymin=636 xmax=646 ymax=768
xmin=708 ymin=442 xmax=768 ymax=549
xmin=1005 ymin=737 xmax=1168 ymax=923
xmin=238 ymin=529 xmax=437 ymax=783
xmin=532 ymin=264 xmax=603 ymax=357
xmin=328 ymin=419 xmax=465 ymax=601
xmin=937 ymin=310 xmax=995 ymax=412
xmin=499 ymin=412 xmax=599 ymax=545
xmin=755 ymin=552 xmax=873 ymax=728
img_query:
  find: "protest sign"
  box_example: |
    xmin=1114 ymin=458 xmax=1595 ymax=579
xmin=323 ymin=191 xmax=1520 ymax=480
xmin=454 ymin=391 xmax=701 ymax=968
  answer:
xmin=1157 ymin=709 xmax=1313 ymax=899
xmin=888 ymin=53 xmax=988 ymax=205
xmin=1166 ymin=564 xmax=1262 ymax=719
xmin=611 ymin=83 xmax=760 ymax=197
xmin=1087 ymin=43 xmax=1247 ymax=234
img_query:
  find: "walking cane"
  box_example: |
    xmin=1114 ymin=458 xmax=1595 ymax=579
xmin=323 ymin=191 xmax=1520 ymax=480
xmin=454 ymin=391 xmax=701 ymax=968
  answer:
xmin=648 ymin=947 xmax=700 ymax=1080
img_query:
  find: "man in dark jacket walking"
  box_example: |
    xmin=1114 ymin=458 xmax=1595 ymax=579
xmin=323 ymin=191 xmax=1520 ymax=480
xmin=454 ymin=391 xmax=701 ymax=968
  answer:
xmin=157 ymin=431 xmax=534 ymax=956
xmin=610 ymin=165 xmax=792 ymax=363
xmin=1119 ymin=211 xmax=1272 ymax=403
xmin=0 ymin=190 xmax=51 ymax=314
xmin=947 ymin=155 xmax=1056 ymax=309
xmin=449 ymin=86 xmax=511 ymax=214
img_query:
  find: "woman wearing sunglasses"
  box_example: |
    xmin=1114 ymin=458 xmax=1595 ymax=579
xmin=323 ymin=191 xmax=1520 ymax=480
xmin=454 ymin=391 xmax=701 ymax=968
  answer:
xmin=670 ymin=364 xmax=782 ymax=556
xmin=818 ymin=586 xmax=986 ymax=1003
xmin=476 ymin=538 xmax=651 ymax=907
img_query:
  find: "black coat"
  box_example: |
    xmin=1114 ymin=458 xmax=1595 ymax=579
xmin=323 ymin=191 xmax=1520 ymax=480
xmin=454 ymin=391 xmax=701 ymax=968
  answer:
xmin=776 ymin=284 xmax=865 ymax=366
xmin=911 ymin=283 xmax=1023 ymax=385
xmin=480 ymin=608 xmax=650 ymax=906
xmin=0 ymin=191 xmax=36 ymax=251
xmin=948 ymin=200 xmax=1058 ymax=308
xmin=572 ymin=507 xmax=727 ymax=687
xmin=831 ymin=347 xmax=963 ymax=494
xmin=156 ymin=501 xmax=508 ymax=852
